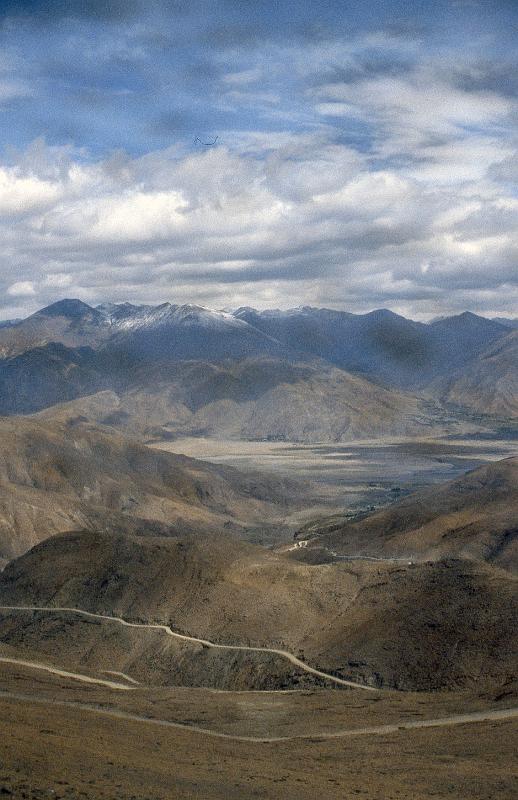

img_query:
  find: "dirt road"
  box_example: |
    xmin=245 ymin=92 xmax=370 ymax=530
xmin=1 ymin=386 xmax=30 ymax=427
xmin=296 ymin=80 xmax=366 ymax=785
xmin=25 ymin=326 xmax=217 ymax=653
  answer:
xmin=0 ymin=689 xmax=516 ymax=743
xmin=0 ymin=604 xmax=378 ymax=691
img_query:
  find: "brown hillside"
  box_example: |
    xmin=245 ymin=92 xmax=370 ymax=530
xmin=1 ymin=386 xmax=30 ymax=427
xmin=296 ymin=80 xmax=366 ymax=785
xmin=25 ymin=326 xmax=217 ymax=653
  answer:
xmin=435 ymin=330 xmax=518 ymax=417
xmin=0 ymin=530 xmax=516 ymax=691
xmin=0 ymin=417 xmax=309 ymax=563
xmin=35 ymin=357 xmax=446 ymax=442
xmin=295 ymin=456 xmax=518 ymax=571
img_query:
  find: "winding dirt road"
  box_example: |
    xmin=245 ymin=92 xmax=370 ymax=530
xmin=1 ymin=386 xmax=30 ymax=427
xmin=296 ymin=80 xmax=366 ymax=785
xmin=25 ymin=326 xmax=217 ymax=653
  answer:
xmin=0 ymin=604 xmax=378 ymax=691
xmin=0 ymin=689 xmax=516 ymax=743
xmin=0 ymin=605 xmax=516 ymax=744
xmin=0 ymin=656 xmax=134 ymax=691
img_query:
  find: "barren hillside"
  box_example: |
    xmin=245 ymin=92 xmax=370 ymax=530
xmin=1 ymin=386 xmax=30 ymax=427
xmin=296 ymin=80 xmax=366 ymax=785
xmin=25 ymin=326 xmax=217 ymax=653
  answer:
xmin=0 ymin=530 xmax=515 ymax=691
xmin=295 ymin=456 xmax=518 ymax=572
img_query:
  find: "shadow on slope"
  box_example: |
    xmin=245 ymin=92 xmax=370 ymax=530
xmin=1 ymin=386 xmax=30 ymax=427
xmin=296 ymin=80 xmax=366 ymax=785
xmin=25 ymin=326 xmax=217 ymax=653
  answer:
xmin=294 ymin=456 xmax=518 ymax=572
xmin=0 ymin=530 xmax=515 ymax=692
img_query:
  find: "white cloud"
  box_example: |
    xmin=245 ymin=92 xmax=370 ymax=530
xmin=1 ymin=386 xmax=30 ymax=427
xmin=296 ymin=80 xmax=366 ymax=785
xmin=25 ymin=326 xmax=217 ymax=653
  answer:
xmin=0 ymin=78 xmax=31 ymax=103
xmin=0 ymin=167 xmax=60 ymax=215
xmin=0 ymin=0 xmax=513 ymax=323
xmin=43 ymin=273 xmax=72 ymax=288
xmin=312 ymin=60 xmax=517 ymax=181
xmin=222 ymin=68 xmax=263 ymax=86
xmin=0 ymin=108 xmax=515 ymax=319
xmin=42 ymin=189 xmax=189 ymax=243
xmin=7 ymin=281 xmax=36 ymax=297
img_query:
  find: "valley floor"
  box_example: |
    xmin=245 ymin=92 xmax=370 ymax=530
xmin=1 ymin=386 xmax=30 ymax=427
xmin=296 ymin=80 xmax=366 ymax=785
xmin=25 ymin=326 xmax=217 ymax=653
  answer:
xmin=152 ymin=434 xmax=518 ymax=543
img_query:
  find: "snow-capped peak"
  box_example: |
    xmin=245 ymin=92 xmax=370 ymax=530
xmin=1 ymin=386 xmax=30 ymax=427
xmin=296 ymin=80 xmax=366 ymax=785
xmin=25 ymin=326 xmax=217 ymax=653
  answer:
xmin=95 ymin=302 xmax=251 ymax=333
xmin=170 ymin=305 xmax=249 ymax=330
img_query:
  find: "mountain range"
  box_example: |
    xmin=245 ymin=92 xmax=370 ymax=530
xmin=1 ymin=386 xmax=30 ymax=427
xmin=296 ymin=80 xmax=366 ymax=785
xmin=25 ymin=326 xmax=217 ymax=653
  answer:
xmin=0 ymin=299 xmax=517 ymax=800
xmin=435 ymin=330 xmax=518 ymax=418
xmin=0 ymin=300 xmax=512 ymax=380
xmin=0 ymin=299 xmax=516 ymax=440
xmin=1 ymin=528 xmax=516 ymax=692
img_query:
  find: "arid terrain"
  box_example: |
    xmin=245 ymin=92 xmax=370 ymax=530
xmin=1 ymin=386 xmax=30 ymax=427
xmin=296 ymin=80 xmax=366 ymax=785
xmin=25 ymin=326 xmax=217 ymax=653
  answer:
xmin=0 ymin=661 xmax=516 ymax=799
xmin=0 ymin=300 xmax=516 ymax=798
xmin=0 ymin=0 xmax=516 ymax=788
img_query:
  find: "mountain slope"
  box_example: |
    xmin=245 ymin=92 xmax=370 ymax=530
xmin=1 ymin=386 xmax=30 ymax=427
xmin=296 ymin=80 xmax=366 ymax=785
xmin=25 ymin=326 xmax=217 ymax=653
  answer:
xmin=0 ymin=417 xmax=310 ymax=564
xmin=104 ymin=303 xmax=287 ymax=362
xmin=294 ymin=457 xmax=518 ymax=571
xmin=0 ymin=343 xmax=111 ymax=415
xmin=234 ymin=306 xmax=432 ymax=385
xmin=428 ymin=312 xmax=508 ymax=366
xmin=491 ymin=317 xmax=518 ymax=329
xmin=0 ymin=300 xmax=509 ymax=393
xmin=0 ymin=300 xmax=511 ymax=432
xmin=0 ymin=530 xmax=515 ymax=691
xmin=0 ymin=299 xmax=290 ymax=363
xmin=234 ymin=307 xmax=509 ymax=388
xmin=0 ymin=300 xmax=110 ymax=357
xmin=435 ymin=330 xmax=518 ymax=418
xmin=33 ymin=357 xmax=447 ymax=442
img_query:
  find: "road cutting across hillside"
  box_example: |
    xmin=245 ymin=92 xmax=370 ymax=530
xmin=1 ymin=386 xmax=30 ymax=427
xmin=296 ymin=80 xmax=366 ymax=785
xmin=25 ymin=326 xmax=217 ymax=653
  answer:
xmin=0 ymin=604 xmax=379 ymax=691
xmin=0 ymin=656 xmax=134 ymax=690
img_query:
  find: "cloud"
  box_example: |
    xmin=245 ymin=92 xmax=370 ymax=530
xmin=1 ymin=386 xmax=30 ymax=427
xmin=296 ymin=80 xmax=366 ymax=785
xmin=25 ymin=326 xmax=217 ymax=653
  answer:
xmin=0 ymin=3 xmax=516 ymax=320
xmin=0 ymin=166 xmax=60 ymax=214
xmin=0 ymin=120 xmax=515 ymax=320
xmin=7 ymin=281 xmax=36 ymax=296
xmin=313 ymin=61 xmax=515 ymax=162
xmin=43 ymin=273 xmax=72 ymax=288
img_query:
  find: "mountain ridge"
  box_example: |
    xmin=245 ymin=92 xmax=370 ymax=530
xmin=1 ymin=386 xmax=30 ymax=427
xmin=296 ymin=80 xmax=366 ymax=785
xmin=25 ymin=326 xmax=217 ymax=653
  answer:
xmin=0 ymin=298 xmax=513 ymax=434
xmin=0 ymin=416 xmax=314 ymax=563
xmin=0 ymin=529 xmax=516 ymax=691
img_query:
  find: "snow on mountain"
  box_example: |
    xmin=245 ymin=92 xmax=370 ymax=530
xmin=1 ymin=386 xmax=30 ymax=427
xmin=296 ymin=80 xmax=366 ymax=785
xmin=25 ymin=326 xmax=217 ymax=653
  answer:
xmin=97 ymin=302 xmax=178 ymax=330
xmin=170 ymin=304 xmax=251 ymax=330
xmin=97 ymin=302 xmax=255 ymax=333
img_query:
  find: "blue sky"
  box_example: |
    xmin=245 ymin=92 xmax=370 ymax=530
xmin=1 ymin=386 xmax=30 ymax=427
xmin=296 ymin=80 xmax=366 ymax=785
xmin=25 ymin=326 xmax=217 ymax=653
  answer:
xmin=0 ymin=0 xmax=516 ymax=319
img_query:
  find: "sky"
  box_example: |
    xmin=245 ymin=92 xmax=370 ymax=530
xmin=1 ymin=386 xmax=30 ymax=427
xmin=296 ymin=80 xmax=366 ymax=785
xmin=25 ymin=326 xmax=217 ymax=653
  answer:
xmin=0 ymin=0 xmax=516 ymax=320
